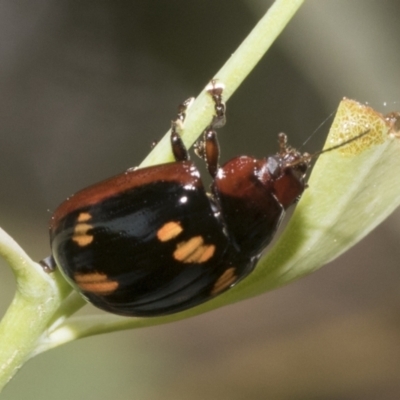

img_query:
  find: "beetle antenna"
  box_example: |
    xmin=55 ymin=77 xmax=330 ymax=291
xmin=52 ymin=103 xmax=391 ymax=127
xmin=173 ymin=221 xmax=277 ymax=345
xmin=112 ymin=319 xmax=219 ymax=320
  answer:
xmin=311 ymin=128 xmax=370 ymax=158
xmin=300 ymin=111 xmax=335 ymax=150
xmin=287 ymin=129 xmax=371 ymax=168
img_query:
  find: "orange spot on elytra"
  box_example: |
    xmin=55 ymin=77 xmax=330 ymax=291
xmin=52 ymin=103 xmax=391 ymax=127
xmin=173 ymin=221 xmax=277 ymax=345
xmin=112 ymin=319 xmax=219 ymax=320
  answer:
xmin=72 ymin=222 xmax=94 ymax=246
xmin=210 ymin=267 xmax=237 ymax=295
xmin=74 ymin=272 xmax=118 ymax=295
xmin=173 ymin=236 xmax=216 ymax=263
xmin=157 ymin=221 xmax=183 ymax=242
xmin=72 ymin=212 xmax=94 ymax=246
xmin=77 ymin=212 xmax=92 ymax=222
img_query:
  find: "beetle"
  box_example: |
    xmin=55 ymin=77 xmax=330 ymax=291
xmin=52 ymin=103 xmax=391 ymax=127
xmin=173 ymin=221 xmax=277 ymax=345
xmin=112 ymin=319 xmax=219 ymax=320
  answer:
xmin=47 ymin=81 xmax=310 ymax=317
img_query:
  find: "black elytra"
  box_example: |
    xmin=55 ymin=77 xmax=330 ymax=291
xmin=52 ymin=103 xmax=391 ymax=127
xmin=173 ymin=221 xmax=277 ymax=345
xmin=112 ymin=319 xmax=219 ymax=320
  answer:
xmin=48 ymin=81 xmax=310 ymax=317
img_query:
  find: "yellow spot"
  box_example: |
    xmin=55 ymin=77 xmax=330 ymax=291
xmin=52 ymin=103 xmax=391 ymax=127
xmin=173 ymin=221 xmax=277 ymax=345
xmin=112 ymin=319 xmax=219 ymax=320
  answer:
xmin=73 ymin=214 xmax=94 ymax=247
xmin=173 ymin=236 xmax=216 ymax=263
xmin=327 ymin=98 xmax=389 ymax=156
xmin=157 ymin=221 xmax=183 ymax=242
xmin=74 ymin=272 xmax=119 ymax=295
xmin=77 ymin=212 xmax=92 ymax=222
xmin=211 ymin=267 xmax=237 ymax=295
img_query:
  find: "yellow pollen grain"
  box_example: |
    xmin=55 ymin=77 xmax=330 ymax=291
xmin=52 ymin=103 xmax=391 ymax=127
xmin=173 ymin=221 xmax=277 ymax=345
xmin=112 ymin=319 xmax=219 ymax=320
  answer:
xmin=157 ymin=221 xmax=183 ymax=242
xmin=173 ymin=236 xmax=216 ymax=263
xmin=210 ymin=267 xmax=237 ymax=295
xmin=74 ymin=272 xmax=118 ymax=295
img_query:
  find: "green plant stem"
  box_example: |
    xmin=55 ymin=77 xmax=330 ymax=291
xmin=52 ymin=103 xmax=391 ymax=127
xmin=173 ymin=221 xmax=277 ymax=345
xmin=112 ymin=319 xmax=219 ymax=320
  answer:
xmin=0 ymin=228 xmax=72 ymax=390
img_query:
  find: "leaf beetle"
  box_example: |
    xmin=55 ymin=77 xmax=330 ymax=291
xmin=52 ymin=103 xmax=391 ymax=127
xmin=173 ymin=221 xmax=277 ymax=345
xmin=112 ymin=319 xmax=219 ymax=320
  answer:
xmin=46 ymin=81 xmax=310 ymax=317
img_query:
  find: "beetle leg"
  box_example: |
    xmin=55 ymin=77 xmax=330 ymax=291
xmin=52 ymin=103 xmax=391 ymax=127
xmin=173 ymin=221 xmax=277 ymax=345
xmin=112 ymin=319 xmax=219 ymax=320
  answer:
xmin=206 ymin=80 xmax=226 ymax=129
xmin=202 ymin=128 xmax=220 ymax=178
xmin=171 ymin=124 xmax=189 ymax=161
xmin=197 ymin=80 xmax=226 ymax=178
xmin=170 ymin=81 xmax=225 ymax=169
xmin=169 ymin=97 xmax=194 ymax=161
xmin=176 ymin=97 xmax=195 ymax=126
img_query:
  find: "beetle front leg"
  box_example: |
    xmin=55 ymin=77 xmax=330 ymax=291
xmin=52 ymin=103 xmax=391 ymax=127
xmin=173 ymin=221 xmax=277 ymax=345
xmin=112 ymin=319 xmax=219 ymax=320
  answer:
xmin=170 ymin=124 xmax=189 ymax=162
xmin=206 ymin=79 xmax=226 ymax=129
xmin=171 ymin=80 xmax=225 ymax=168
xmin=196 ymin=80 xmax=225 ymax=178
xmin=170 ymin=97 xmax=194 ymax=162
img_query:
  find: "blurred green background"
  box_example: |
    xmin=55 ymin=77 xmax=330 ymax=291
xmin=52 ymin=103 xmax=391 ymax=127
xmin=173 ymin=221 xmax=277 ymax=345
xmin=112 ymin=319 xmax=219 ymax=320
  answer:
xmin=1 ymin=1 xmax=400 ymax=399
